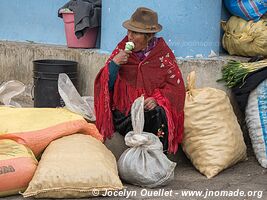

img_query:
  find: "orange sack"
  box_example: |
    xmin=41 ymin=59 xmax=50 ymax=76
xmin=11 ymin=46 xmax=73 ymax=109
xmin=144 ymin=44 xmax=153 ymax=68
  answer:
xmin=0 ymin=107 xmax=103 ymax=157
xmin=0 ymin=139 xmax=38 ymax=197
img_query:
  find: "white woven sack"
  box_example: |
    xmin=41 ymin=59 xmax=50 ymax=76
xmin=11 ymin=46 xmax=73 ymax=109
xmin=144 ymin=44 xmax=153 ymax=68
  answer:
xmin=246 ymin=79 xmax=267 ymax=168
xmin=118 ymin=96 xmax=176 ymax=188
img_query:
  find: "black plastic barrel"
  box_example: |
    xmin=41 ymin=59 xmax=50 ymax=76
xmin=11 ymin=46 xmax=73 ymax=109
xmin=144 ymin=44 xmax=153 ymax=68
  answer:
xmin=33 ymin=59 xmax=78 ymax=108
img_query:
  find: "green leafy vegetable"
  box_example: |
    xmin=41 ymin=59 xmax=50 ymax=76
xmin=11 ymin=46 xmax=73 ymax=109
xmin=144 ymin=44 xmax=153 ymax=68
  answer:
xmin=217 ymin=59 xmax=267 ymax=88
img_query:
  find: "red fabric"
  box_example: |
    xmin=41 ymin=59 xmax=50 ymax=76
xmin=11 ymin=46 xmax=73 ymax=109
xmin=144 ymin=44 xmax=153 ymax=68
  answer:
xmin=94 ymin=36 xmax=185 ymax=153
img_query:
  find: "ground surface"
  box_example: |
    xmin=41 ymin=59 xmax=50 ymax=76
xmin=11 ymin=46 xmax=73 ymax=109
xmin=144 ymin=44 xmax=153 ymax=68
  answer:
xmin=3 ymin=140 xmax=266 ymax=200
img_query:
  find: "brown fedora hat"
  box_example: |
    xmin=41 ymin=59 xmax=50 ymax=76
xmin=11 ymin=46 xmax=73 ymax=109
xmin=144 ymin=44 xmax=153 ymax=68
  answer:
xmin=122 ymin=7 xmax=162 ymax=33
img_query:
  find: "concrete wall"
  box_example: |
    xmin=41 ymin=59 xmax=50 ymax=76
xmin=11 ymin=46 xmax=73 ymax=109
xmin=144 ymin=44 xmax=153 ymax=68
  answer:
xmin=0 ymin=41 xmax=109 ymax=99
xmin=220 ymin=1 xmax=231 ymax=54
xmin=101 ymin=0 xmax=222 ymax=57
xmin=0 ymin=0 xmax=67 ymax=45
xmin=0 ymin=1 xmax=225 ymax=57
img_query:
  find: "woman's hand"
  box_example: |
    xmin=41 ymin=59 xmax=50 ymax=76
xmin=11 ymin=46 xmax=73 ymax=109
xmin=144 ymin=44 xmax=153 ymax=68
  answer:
xmin=112 ymin=50 xmax=131 ymax=65
xmin=144 ymin=97 xmax=158 ymax=110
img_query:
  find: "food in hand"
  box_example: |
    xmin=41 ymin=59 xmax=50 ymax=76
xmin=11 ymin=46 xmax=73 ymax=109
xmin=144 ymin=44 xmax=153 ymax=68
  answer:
xmin=125 ymin=41 xmax=135 ymax=51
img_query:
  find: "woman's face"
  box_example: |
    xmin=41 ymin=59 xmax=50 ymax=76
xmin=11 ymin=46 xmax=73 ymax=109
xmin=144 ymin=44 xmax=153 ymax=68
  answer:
xmin=127 ymin=30 xmax=148 ymax=52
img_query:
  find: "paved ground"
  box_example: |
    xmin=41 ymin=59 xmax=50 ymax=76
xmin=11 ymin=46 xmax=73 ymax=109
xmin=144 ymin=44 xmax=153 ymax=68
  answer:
xmin=2 ymin=133 xmax=266 ymax=200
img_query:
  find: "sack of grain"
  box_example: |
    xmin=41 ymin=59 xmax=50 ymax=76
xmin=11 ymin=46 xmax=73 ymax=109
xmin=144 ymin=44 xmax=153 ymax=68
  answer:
xmin=222 ymin=16 xmax=267 ymax=57
xmin=23 ymin=134 xmax=123 ymax=198
xmin=0 ymin=107 xmax=103 ymax=157
xmin=182 ymin=71 xmax=247 ymax=178
xmin=0 ymin=139 xmax=37 ymax=197
xmin=118 ymin=96 xmax=176 ymax=188
xmin=246 ymin=78 xmax=267 ymax=168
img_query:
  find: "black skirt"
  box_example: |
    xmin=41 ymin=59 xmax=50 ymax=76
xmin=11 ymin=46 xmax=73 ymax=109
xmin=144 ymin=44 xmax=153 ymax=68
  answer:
xmin=112 ymin=106 xmax=169 ymax=152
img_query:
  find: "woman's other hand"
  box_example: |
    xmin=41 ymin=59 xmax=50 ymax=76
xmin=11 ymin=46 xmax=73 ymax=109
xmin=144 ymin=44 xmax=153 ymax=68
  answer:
xmin=112 ymin=50 xmax=132 ymax=65
xmin=144 ymin=97 xmax=158 ymax=110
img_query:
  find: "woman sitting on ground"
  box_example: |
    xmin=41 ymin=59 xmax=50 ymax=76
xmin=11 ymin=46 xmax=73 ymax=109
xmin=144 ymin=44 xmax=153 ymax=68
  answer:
xmin=94 ymin=7 xmax=185 ymax=154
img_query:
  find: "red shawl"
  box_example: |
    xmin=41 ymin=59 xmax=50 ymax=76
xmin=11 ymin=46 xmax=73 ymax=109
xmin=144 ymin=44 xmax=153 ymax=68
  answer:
xmin=94 ymin=36 xmax=185 ymax=154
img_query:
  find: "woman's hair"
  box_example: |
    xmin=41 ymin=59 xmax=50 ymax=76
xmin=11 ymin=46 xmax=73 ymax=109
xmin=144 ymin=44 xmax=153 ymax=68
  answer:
xmin=144 ymin=33 xmax=155 ymax=42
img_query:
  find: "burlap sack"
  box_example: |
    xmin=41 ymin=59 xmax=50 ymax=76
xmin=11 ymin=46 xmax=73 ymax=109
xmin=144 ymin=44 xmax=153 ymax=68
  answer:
xmin=0 ymin=107 xmax=103 ymax=156
xmin=182 ymin=71 xmax=247 ymax=178
xmin=0 ymin=140 xmax=37 ymax=197
xmin=23 ymin=134 xmax=123 ymax=198
xmin=222 ymin=16 xmax=267 ymax=57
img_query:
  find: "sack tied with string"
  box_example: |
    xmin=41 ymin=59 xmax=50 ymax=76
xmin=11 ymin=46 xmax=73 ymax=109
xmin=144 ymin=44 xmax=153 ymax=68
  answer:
xmin=118 ymin=96 xmax=176 ymax=188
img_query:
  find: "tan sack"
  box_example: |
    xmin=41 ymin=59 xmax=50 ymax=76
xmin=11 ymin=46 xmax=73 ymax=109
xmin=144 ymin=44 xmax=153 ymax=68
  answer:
xmin=182 ymin=71 xmax=247 ymax=178
xmin=222 ymin=16 xmax=267 ymax=57
xmin=23 ymin=134 xmax=123 ymax=198
xmin=0 ymin=139 xmax=37 ymax=197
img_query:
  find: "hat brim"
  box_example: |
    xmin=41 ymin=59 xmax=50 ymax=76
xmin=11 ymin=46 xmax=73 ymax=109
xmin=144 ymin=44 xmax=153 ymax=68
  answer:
xmin=122 ymin=20 xmax=162 ymax=33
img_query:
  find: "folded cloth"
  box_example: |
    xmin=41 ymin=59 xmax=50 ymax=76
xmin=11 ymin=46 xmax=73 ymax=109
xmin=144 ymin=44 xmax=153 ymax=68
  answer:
xmin=58 ymin=0 xmax=101 ymax=39
xmin=232 ymin=67 xmax=267 ymax=113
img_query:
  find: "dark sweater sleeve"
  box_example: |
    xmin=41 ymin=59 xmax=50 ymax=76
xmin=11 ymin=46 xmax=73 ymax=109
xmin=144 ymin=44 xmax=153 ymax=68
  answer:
xmin=108 ymin=60 xmax=120 ymax=91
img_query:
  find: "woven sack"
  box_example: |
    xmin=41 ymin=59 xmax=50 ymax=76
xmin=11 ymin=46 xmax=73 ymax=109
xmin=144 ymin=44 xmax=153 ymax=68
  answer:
xmin=23 ymin=134 xmax=123 ymax=198
xmin=0 ymin=107 xmax=103 ymax=156
xmin=182 ymin=71 xmax=247 ymax=178
xmin=246 ymin=79 xmax=267 ymax=168
xmin=0 ymin=139 xmax=37 ymax=197
xmin=222 ymin=16 xmax=267 ymax=57
xmin=118 ymin=96 xmax=176 ymax=188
